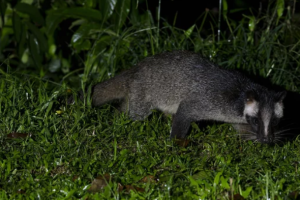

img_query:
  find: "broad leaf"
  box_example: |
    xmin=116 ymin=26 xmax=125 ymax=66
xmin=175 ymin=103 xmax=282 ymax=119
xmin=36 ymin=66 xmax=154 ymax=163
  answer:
xmin=12 ymin=11 xmax=22 ymax=42
xmin=99 ymin=0 xmax=117 ymax=21
xmin=46 ymin=7 xmax=102 ymax=36
xmin=28 ymin=34 xmax=42 ymax=69
xmin=13 ymin=11 xmax=26 ymax=57
xmin=276 ymin=0 xmax=284 ymax=19
xmin=0 ymin=0 xmax=7 ymax=25
xmin=71 ymin=22 xmax=102 ymax=44
xmin=71 ymin=22 xmax=102 ymax=51
xmin=26 ymin=21 xmax=48 ymax=52
xmin=15 ymin=2 xmax=44 ymax=25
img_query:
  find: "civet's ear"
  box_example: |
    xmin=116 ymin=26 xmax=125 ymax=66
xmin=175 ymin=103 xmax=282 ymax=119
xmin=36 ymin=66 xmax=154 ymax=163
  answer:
xmin=244 ymin=91 xmax=259 ymax=117
xmin=274 ymin=91 xmax=286 ymax=118
xmin=245 ymin=90 xmax=258 ymax=104
xmin=275 ymin=91 xmax=287 ymax=103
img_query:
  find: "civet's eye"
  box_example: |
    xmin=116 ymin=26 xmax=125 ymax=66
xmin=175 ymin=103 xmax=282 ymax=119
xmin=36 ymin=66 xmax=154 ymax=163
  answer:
xmin=252 ymin=117 xmax=259 ymax=126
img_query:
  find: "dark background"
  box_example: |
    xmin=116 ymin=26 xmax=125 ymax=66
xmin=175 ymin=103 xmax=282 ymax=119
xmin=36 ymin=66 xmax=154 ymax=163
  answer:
xmin=139 ymin=0 xmax=295 ymax=29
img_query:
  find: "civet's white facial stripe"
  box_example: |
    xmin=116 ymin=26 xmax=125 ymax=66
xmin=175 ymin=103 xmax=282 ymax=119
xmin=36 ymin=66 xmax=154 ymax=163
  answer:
xmin=274 ymin=102 xmax=284 ymax=118
xmin=262 ymin=109 xmax=271 ymax=137
xmin=243 ymin=101 xmax=259 ymax=118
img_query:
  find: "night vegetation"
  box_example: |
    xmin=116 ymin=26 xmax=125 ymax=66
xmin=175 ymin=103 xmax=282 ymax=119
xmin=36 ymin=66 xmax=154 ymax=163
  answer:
xmin=1 ymin=0 xmax=300 ymax=199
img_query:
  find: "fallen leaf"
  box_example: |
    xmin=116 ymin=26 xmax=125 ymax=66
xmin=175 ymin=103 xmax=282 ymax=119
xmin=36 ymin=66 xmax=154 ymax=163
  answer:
xmin=229 ymin=194 xmax=244 ymax=200
xmin=7 ymin=132 xmax=30 ymax=139
xmin=88 ymin=174 xmax=111 ymax=193
xmin=140 ymin=175 xmax=157 ymax=183
xmin=125 ymin=185 xmax=145 ymax=193
xmin=288 ymin=191 xmax=299 ymax=199
xmin=72 ymin=175 xmax=79 ymax=182
xmin=17 ymin=189 xmax=26 ymax=194
xmin=117 ymin=183 xmax=124 ymax=192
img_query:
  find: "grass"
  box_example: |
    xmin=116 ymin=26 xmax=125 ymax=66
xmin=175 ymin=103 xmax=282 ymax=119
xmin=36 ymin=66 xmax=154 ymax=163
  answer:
xmin=1 ymin=1 xmax=300 ymax=199
xmin=1 ymin=73 xmax=300 ymax=199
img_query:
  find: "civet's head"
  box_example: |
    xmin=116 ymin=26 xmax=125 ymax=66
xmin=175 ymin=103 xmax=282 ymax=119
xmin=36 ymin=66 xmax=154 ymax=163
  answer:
xmin=243 ymin=90 xmax=286 ymax=143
